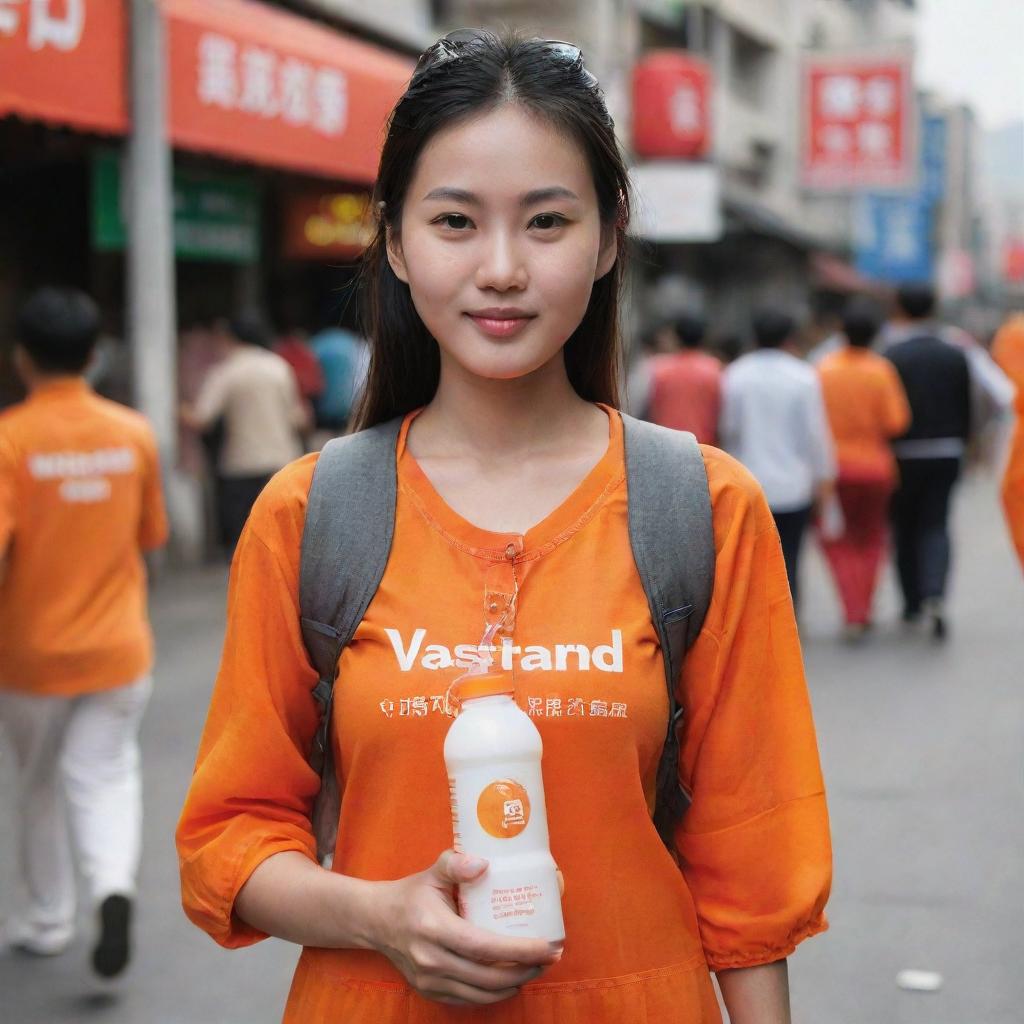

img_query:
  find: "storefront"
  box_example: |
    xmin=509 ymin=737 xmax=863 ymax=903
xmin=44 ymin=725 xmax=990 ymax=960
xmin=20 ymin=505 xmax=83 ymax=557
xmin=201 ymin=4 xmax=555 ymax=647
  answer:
xmin=1 ymin=0 xmax=411 ymax=404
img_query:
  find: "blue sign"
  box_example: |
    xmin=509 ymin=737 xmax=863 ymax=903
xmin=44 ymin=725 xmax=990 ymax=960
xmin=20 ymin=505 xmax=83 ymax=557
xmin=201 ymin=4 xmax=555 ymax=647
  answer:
xmin=854 ymin=193 xmax=934 ymax=283
xmin=920 ymin=113 xmax=947 ymax=202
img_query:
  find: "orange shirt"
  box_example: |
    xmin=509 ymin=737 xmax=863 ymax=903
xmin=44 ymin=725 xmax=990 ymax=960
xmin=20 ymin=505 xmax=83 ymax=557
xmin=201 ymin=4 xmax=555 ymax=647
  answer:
xmin=0 ymin=379 xmax=168 ymax=696
xmin=992 ymin=314 xmax=1024 ymax=392
xmin=176 ymin=408 xmax=831 ymax=1024
xmin=818 ymin=347 xmax=911 ymax=481
xmin=1002 ymin=390 xmax=1024 ymax=572
xmin=648 ymin=350 xmax=723 ymax=444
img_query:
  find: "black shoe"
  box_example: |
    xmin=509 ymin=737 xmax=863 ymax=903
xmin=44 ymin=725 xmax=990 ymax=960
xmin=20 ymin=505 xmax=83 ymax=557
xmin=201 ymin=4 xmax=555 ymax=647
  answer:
xmin=91 ymin=894 xmax=131 ymax=979
xmin=923 ymin=598 xmax=947 ymax=642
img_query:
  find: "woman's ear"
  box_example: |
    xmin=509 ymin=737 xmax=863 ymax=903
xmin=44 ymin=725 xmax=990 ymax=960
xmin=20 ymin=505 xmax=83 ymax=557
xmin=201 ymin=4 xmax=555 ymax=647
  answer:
xmin=594 ymin=225 xmax=618 ymax=282
xmin=385 ymin=223 xmax=409 ymax=284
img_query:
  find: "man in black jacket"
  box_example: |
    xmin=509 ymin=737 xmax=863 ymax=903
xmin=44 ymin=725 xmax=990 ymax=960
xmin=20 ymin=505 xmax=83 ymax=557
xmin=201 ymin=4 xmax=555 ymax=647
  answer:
xmin=885 ymin=283 xmax=971 ymax=639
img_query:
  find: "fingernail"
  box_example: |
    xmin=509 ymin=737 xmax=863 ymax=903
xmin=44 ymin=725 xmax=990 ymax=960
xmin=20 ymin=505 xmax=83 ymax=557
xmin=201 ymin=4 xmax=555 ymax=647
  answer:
xmin=463 ymin=856 xmax=487 ymax=873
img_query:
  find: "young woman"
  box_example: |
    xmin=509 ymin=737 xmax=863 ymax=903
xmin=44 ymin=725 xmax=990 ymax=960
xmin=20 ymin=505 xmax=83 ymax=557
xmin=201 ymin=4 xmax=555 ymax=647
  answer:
xmin=177 ymin=31 xmax=831 ymax=1023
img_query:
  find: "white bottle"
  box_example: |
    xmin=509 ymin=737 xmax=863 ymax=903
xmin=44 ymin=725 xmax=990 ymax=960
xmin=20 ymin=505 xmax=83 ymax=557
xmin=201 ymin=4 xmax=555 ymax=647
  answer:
xmin=444 ymin=671 xmax=565 ymax=943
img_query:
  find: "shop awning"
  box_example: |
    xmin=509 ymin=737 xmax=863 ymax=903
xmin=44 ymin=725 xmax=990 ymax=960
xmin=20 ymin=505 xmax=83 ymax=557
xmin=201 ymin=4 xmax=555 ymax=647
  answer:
xmin=811 ymin=252 xmax=876 ymax=293
xmin=163 ymin=0 xmax=414 ymax=182
xmin=0 ymin=0 xmax=128 ymax=135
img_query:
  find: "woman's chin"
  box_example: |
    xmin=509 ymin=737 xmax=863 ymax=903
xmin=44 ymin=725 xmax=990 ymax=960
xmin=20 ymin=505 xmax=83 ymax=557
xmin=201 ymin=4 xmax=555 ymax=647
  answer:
xmin=445 ymin=342 xmax=564 ymax=385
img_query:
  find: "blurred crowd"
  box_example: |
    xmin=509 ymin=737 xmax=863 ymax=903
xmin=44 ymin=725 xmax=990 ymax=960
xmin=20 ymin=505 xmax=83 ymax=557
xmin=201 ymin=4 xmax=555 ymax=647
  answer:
xmin=629 ymin=283 xmax=1022 ymax=640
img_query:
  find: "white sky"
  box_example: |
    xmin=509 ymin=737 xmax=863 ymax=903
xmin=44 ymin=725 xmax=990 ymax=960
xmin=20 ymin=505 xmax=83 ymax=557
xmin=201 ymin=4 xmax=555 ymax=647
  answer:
xmin=917 ymin=0 xmax=1024 ymax=129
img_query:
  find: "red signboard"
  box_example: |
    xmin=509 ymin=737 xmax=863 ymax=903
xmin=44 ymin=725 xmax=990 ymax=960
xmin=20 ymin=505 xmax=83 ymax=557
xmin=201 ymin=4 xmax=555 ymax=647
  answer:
xmin=283 ymin=190 xmax=375 ymax=261
xmin=0 ymin=0 xmax=128 ymax=134
xmin=801 ymin=49 xmax=914 ymax=191
xmin=163 ymin=0 xmax=413 ymax=183
xmin=632 ymin=51 xmax=711 ymax=159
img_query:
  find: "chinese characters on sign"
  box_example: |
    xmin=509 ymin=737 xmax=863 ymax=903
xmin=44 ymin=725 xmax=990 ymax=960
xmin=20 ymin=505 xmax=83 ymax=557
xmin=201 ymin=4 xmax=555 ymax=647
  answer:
xmin=0 ymin=0 xmax=84 ymax=51
xmin=196 ymin=33 xmax=347 ymax=137
xmin=802 ymin=50 xmax=914 ymax=190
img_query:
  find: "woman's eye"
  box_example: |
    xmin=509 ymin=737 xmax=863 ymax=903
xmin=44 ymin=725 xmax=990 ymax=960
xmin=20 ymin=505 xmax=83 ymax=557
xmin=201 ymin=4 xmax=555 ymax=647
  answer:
xmin=531 ymin=214 xmax=565 ymax=230
xmin=437 ymin=213 xmax=471 ymax=230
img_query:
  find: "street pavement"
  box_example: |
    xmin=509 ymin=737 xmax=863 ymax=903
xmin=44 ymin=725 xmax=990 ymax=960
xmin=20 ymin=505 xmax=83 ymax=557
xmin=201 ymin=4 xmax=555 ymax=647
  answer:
xmin=1 ymin=469 xmax=1021 ymax=1023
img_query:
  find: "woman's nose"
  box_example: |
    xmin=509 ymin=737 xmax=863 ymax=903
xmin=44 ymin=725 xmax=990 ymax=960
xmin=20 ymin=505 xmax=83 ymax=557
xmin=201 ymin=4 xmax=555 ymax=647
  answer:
xmin=474 ymin=231 xmax=528 ymax=291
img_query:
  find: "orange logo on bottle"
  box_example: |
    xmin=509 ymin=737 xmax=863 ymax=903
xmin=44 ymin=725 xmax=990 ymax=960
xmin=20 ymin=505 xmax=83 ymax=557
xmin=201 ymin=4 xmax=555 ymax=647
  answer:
xmin=477 ymin=780 xmax=531 ymax=838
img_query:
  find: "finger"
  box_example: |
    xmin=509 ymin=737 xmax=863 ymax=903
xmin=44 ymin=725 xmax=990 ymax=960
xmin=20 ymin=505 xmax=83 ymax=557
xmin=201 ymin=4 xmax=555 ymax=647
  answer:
xmin=442 ymin=917 xmax=560 ymax=967
xmin=430 ymin=850 xmax=488 ymax=886
xmin=432 ymin=949 xmax=545 ymax=992
xmin=557 ymin=868 xmax=565 ymax=897
xmin=425 ymin=977 xmax=523 ymax=1007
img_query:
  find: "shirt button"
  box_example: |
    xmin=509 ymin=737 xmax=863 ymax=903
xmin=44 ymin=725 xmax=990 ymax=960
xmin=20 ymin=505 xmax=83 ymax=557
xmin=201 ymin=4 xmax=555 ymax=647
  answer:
xmin=505 ymin=543 xmax=517 ymax=560
xmin=489 ymin=602 xmax=499 ymax=613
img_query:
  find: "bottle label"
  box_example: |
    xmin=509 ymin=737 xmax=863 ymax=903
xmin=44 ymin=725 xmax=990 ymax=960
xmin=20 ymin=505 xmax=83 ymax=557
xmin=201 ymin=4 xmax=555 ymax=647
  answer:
xmin=476 ymin=779 xmax=531 ymax=839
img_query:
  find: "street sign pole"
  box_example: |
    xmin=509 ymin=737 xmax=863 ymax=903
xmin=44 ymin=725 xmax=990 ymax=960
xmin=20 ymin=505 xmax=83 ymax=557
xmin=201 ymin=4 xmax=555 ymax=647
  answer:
xmin=127 ymin=0 xmax=177 ymax=467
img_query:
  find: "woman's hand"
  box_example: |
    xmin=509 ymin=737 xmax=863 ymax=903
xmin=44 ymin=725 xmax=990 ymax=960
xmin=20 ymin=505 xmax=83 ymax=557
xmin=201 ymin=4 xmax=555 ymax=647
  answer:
xmin=368 ymin=850 xmax=563 ymax=1007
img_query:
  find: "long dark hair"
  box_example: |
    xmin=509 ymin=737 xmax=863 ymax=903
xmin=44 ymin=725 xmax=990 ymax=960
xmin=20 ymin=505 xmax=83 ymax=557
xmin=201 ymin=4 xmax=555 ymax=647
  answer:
xmin=353 ymin=30 xmax=631 ymax=430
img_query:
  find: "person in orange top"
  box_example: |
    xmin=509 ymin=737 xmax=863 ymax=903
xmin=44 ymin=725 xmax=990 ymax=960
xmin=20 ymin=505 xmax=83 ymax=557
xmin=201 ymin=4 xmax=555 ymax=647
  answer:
xmin=817 ymin=296 xmax=911 ymax=636
xmin=1002 ymin=388 xmax=1024 ymax=572
xmin=992 ymin=314 xmax=1024 ymax=570
xmin=646 ymin=313 xmax=723 ymax=444
xmin=991 ymin=312 xmax=1024 ymax=391
xmin=177 ymin=31 xmax=830 ymax=1023
xmin=0 ymin=288 xmax=168 ymax=978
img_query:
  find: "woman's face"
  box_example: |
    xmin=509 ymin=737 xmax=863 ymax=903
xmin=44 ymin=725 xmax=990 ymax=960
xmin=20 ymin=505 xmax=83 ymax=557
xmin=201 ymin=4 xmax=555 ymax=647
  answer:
xmin=387 ymin=103 xmax=617 ymax=384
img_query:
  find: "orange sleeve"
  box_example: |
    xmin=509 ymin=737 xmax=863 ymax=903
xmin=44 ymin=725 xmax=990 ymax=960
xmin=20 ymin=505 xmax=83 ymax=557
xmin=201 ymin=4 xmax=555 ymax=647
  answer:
xmin=1002 ymin=414 xmax=1024 ymax=573
xmin=673 ymin=448 xmax=831 ymax=971
xmin=0 ymin=431 xmax=16 ymax=556
xmin=175 ymin=457 xmax=321 ymax=948
xmin=881 ymin=362 xmax=912 ymax=439
xmin=138 ymin=427 xmax=169 ymax=552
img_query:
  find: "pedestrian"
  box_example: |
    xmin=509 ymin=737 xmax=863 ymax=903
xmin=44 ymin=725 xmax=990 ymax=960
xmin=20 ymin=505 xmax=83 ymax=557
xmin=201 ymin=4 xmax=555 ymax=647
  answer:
xmin=1002 ymin=385 xmax=1024 ymax=572
xmin=0 ymin=288 xmax=168 ymax=978
xmin=884 ymin=283 xmax=971 ymax=639
xmin=180 ymin=313 xmax=309 ymax=556
xmin=176 ymin=30 xmax=830 ymax=1024
xmin=992 ymin=311 xmax=1024 ymax=390
xmin=274 ymin=325 xmax=326 ymax=446
xmin=719 ymin=307 xmax=837 ymax=606
xmin=309 ymin=321 xmax=370 ymax=439
xmin=623 ymin=316 xmax=675 ymax=418
xmin=817 ymin=296 xmax=911 ymax=638
xmin=993 ymin=313 xmax=1024 ymax=570
xmin=644 ymin=312 xmax=722 ymax=444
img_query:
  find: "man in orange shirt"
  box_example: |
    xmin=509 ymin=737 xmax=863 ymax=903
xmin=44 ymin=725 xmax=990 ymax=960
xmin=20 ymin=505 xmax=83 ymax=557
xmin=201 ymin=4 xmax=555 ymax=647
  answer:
xmin=0 ymin=289 xmax=168 ymax=979
xmin=645 ymin=313 xmax=723 ymax=444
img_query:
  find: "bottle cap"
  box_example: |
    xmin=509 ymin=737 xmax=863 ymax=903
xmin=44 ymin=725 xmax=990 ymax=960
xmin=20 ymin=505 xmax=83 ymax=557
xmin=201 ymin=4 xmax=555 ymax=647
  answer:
xmin=456 ymin=669 xmax=514 ymax=703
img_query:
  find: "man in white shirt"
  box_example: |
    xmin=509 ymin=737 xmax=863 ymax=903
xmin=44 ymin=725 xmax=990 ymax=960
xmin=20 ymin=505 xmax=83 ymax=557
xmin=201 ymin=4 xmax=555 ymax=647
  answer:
xmin=720 ymin=309 xmax=836 ymax=606
xmin=181 ymin=314 xmax=308 ymax=555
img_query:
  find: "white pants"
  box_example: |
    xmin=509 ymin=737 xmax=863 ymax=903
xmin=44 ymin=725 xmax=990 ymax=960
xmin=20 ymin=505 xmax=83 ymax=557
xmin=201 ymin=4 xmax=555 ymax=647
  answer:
xmin=0 ymin=676 xmax=151 ymax=929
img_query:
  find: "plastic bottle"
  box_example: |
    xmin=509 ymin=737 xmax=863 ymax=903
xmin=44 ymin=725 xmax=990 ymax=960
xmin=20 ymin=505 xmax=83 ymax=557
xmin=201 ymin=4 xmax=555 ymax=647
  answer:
xmin=444 ymin=669 xmax=565 ymax=943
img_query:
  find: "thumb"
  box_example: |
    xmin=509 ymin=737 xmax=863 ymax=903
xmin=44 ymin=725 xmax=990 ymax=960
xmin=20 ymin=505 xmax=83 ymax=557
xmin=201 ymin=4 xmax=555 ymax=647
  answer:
xmin=430 ymin=849 xmax=488 ymax=886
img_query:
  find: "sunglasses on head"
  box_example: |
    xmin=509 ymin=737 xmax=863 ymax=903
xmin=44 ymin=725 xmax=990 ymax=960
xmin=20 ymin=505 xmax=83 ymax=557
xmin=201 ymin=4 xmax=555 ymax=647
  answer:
xmin=412 ymin=29 xmax=598 ymax=88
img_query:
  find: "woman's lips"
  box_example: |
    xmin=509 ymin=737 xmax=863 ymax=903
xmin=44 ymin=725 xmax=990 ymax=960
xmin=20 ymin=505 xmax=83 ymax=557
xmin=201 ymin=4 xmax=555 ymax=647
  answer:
xmin=465 ymin=314 xmax=536 ymax=339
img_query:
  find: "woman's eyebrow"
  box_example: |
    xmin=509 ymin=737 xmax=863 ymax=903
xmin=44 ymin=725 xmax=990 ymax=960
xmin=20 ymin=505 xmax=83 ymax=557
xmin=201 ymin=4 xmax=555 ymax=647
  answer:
xmin=422 ymin=187 xmax=478 ymax=204
xmin=521 ymin=186 xmax=580 ymax=206
xmin=421 ymin=186 xmax=581 ymax=205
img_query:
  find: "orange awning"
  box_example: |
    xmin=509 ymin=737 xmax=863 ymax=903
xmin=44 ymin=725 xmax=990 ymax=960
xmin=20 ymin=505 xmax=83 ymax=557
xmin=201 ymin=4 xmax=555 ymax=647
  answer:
xmin=163 ymin=0 xmax=414 ymax=182
xmin=0 ymin=0 xmax=128 ymax=135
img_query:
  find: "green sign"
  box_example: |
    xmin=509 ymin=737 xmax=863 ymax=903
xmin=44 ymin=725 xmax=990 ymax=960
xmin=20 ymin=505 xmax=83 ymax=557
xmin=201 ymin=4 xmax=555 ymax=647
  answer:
xmin=91 ymin=149 xmax=261 ymax=263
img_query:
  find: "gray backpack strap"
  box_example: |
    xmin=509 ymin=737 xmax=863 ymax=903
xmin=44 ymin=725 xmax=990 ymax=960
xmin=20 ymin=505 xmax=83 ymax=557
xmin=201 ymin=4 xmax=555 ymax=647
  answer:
xmin=299 ymin=416 xmax=403 ymax=864
xmin=621 ymin=413 xmax=715 ymax=847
